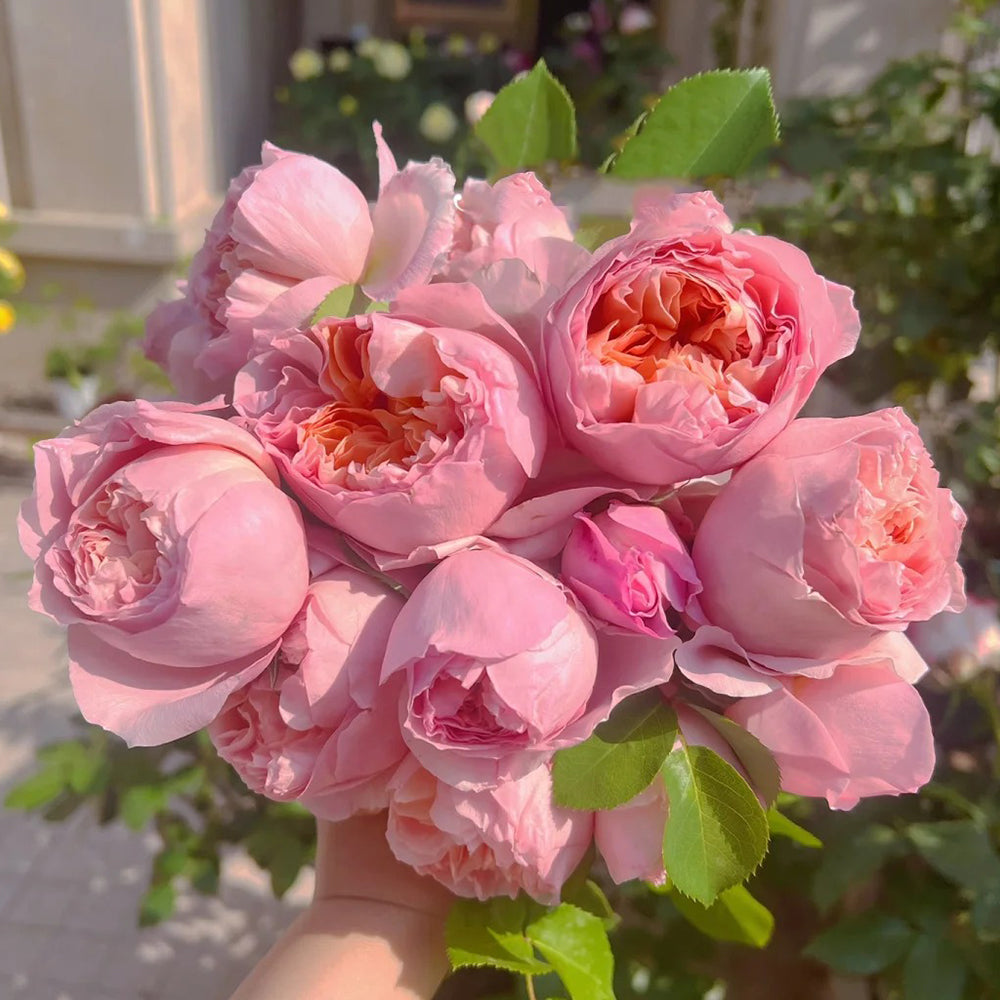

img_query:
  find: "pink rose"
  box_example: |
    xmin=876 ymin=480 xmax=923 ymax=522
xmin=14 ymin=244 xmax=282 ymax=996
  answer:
xmin=386 ymin=758 xmax=593 ymax=904
xmin=543 ymin=191 xmax=861 ymax=484
xmin=145 ymin=130 xmax=455 ymax=401
xmin=382 ymin=547 xmax=677 ymax=790
xmin=561 ymin=500 xmax=700 ymax=636
xmin=437 ymin=172 xmax=573 ymax=283
xmin=594 ymin=778 xmax=667 ymax=885
xmin=209 ymin=567 xmax=407 ymax=821
xmin=381 ymin=548 xmax=600 ymax=789
xmin=691 ymin=409 xmax=966 ymax=669
xmin=234 ymin=287 xmax=547 ymax=555
xmin=727 ymin=661 xmax=935 ymax=809
xmin=17 ymin=400 xmax=309 ymax=745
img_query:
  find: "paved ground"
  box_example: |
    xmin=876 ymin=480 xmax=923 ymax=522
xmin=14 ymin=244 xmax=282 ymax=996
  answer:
xmin=0 ymin=445 xmax=311 ymax=1000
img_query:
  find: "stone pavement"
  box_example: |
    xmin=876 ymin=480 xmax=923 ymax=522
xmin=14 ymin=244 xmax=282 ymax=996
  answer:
xmin=0 ymin=444 xmax=312 ymax=1000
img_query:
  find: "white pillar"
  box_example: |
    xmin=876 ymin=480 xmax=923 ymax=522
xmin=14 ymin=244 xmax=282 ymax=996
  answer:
xmin=0 ymin=0 xmax=267 ymax=266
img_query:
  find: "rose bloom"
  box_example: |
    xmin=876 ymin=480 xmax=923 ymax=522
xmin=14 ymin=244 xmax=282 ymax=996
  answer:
xmin=728 ymin=660 xmax=935 ymax=809
xmin=437 ymin=172 xmax=574 ymax=283
xmin=145 ymin=130 xmax=455 ymax=401
xmin=386 ymin=758 xmax=593 ymax=904
xmin=561 ymin=500 xmax=700 ymax=636
xmin=691 ymin=409 xmax=966 ymax=669
xmin=543 ymin=191 xmax=861 ymax=484
xmin=17 ymin=401 xmax=309 ymax=745
xmin=234 ymin=286 xmax=547 ymax=555
xmin=381 ymin=547 xmax=600 ymax=789
xmin=209 ymin=567 xmax=407 ymax=821
xmin=382 ymin=546 xmax=677 ymax=790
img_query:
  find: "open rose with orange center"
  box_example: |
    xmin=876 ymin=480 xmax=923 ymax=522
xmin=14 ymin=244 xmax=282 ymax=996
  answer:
xmin=233 ymin=285 xmax=547 ymax=555
xmin=542 ymin=191 xmax=861 ymax=484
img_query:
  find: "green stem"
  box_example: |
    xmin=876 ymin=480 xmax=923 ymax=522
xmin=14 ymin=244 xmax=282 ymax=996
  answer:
xmin=526 ymin=973 xmax=538 ymax=1000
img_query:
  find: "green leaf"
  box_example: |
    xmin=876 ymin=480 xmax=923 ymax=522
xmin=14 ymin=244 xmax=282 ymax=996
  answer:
xmin=446 ymin=897 xmax=550 ymax=975
xmin=689 ymin=706 xmax=781 ymax=806
xmin=139 ymin=882 xmax=177 ymax=927
xmin=804 ymin=913 xmax=915 ymax=975
xmin=552 ymin=692 xmax=678 ymax=810
xmin=907 ymin=821 xmax=1000 ymax=890
xmin=812 ymin=824 xmax=904 ymax=912
xmin=610 ymin=69 xmax=779 ymax=179
xmin=660 ymin=744 xmax=769 ymax=905
xmin=120 ymin=785 xmax=167 ymax=831
xmin=3 ymin=767 xmax=66 ymax=810
xmin=526 ymin=904 xmax=615 ymax=1000
xmin=310 ymin=283 xmax=368 ymax=323
xmin=475 ymin=60 xmax=577 ymax=174
xmin=902 ymin=933 xmax=968 ymax=1000
xmin=767 ymin=808 xmax=822 ymax=848
xmin=671 ymin=885 xmax=774 ymax=948
xmin=561 ymin=879 xmax=619 ymax=930
xmin=972 ymin=880 xmax=1000 ymax=936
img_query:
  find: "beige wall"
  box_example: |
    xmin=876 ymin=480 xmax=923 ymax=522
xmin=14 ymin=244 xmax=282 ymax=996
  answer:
xmin=663 ymin=0 xmax=956 ymax=99
xmin=0 ymin=0 xmax=291 ymax=277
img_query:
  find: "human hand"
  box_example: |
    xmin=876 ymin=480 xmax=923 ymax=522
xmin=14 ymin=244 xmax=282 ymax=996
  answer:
xmin=230 ymin=812 xmax=453 ymax=1000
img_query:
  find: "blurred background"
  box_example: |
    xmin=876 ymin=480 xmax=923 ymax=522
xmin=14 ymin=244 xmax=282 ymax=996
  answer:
xmin=1 ymin=1 xmax=999 ymax=999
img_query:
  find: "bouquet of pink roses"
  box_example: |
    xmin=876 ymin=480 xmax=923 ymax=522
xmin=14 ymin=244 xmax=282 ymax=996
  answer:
xmin=17 ymin=65 xmax=966 ymax=994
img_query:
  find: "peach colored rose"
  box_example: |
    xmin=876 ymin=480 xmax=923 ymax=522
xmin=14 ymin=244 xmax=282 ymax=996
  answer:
xmin=543 ymin=191 xmax=860 ymax=484
xmin=234 ymin=288 xmax=547 ymax=555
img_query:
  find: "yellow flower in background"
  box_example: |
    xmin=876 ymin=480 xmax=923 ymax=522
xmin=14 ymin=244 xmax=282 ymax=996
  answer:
xmin=0 ymin=201 xmax=8 ymax=222
xmin=445 ymin=34 xmax=470 ymax=58
xmin=419 ymin=102 xmax=459 ymax=143
xmin=373 ymin=41 xmax=412 ymax=81
xmin=0 ymin=300 xmax=15 ymax=334
xmin=288 ymin=48 xmax=324 ymax=81
xmin=338 ymin=94 xmax=359 ymax=117
xmin=0 ymin=247 xmax=25 ymax=293
xmin=357 ymin=37 xmax=382 ymax=59
xmin=328 ymin=47 xmax=351 ymax=72
xmin=478 ymin=32 xmax=500 ymax=55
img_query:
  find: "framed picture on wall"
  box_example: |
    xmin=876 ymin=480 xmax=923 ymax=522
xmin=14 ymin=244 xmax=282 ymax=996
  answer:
xmin=394 ymin=0 xmax=538 ymax=49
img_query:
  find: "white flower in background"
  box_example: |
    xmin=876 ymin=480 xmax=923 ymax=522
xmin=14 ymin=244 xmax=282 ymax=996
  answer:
xmin=908 ymin=597 xmax=1000 ymax=681
xmin=419 ymin=102 xmax=459 ymax=143
xmin=373 ymin=41 xmax=412 ymax=80
xmin=357 ymin=37 xmax=383 ymax=59
xmin=619 ymin=4 xmax=656 ymax=34
xmin=564 ymin=12 xmax=592 ymax=33
xmin=464 ymin=90 xmax=495 ymax=125
xmin=288 ymin=48 xmax=324 ymax=81
xmin=328 ymin=47 xmax=352 ymax=72
xmin=338 ymin=95 xmax=359 ymax=117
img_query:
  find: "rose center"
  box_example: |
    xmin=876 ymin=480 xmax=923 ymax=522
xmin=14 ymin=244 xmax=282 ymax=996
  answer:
xmin=61 ymin=480 xmax=164 ymax=616
xmin=301 ymin=322 xmax=461 ymax=473
xmin=587 ymin=268 xmax=750 ymax=383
